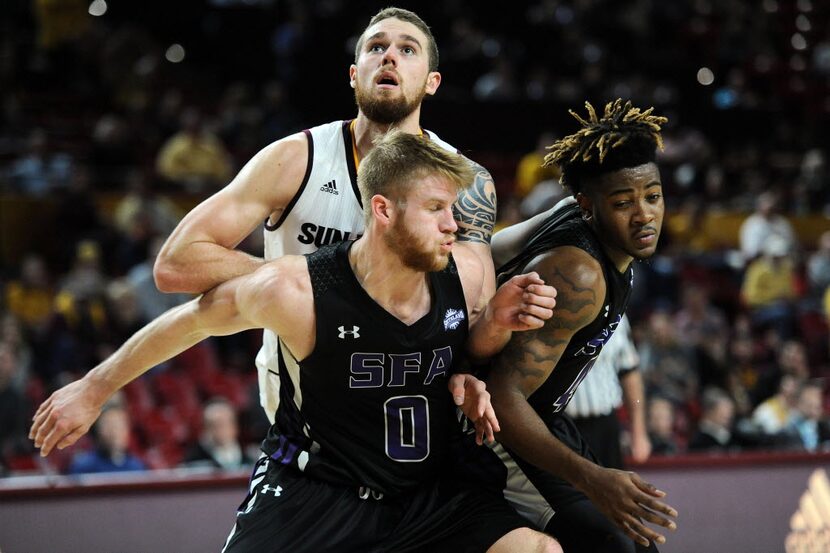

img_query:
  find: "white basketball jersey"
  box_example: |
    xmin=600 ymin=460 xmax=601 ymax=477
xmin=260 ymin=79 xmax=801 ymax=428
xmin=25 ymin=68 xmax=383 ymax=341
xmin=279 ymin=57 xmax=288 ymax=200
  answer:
xmin=256 ymin=119 xmax=458 ymax=422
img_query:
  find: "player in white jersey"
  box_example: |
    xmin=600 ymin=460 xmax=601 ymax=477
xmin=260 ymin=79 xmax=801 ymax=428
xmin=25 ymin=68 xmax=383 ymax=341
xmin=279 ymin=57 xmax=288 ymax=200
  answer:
xmin=152 ymin=8 xmax=499 ymax=424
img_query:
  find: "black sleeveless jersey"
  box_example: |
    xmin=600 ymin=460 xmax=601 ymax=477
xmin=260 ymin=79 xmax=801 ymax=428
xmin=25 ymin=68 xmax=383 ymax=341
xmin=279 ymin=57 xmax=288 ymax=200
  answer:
xmin=496 ymin=201 xmax=633 ymax=415
xmin=262 ymin=241 xmax=470 ymax=496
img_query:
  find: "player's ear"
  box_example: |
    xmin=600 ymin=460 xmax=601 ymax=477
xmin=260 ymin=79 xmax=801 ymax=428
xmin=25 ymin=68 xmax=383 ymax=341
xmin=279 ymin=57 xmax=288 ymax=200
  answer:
xmin=370 ymin=194 xmax=394 ymax=227
xmin=349 ymin=65 xmax=357 ymax=89
xmin=424 ymin=71 xmax=441 ymax=96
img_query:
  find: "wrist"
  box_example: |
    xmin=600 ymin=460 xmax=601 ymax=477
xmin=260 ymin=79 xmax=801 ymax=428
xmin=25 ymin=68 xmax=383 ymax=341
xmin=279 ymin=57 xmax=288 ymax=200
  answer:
xmin=84 ymin=367 xmax=119 ymax=407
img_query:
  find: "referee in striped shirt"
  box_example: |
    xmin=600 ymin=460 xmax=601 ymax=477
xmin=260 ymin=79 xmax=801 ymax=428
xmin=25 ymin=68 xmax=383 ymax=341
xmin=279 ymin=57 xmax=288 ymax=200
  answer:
xmin=565 ymin=315 xmax=652 ymax=468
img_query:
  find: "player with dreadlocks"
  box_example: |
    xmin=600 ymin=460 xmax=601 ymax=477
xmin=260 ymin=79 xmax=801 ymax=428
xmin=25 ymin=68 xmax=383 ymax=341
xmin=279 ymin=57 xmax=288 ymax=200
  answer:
xmin=455 ymin=100 xmax=678 ymax=552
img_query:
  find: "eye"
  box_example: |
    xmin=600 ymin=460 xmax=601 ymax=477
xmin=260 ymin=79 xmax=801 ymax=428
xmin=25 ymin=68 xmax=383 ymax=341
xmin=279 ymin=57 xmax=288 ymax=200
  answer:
xmin=369 ymin=43 xmax=385 ymax=53
xmin=402 ymin=46 xmax=416 ymax=55
xmin=614 ymin=201 xmax=632 ymax=209
xmin=647 ymin=193 xmax=663 ymax=202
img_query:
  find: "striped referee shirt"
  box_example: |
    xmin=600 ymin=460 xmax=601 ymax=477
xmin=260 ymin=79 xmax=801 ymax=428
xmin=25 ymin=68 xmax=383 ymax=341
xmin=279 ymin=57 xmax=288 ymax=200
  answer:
xmin=565 ymin=314 xmax=639 ymax=418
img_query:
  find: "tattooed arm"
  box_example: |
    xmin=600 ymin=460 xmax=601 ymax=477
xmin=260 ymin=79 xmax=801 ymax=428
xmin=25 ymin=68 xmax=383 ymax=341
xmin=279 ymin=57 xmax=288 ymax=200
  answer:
xmin=488 ymin=246 xmax=604 ymax=481
xmin=454 ymin=159 xmax=497 ymax=315
xmin=488 ymin=246 xmax=677 ymax=547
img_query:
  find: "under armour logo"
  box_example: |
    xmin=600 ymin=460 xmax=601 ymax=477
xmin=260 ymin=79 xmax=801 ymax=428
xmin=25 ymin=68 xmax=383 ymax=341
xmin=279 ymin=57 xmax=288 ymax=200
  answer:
xmin=261 ymin=484 xmax=282 ymax=497
xmin=358 ymin=486 xmax=384 ymax=501
xmin=604 ymin=305 xmax=610 ymax=318
xmin=338 ymin=325 xmax=360 ymax=339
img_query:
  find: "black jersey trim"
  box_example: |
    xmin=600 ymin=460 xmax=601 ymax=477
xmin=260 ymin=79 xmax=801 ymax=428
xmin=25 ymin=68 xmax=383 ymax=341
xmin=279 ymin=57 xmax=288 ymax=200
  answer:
xmin=265 ymin=129 xmax=315 ymax=232
xmin=342 ymin=120 xmax=362 ymax=209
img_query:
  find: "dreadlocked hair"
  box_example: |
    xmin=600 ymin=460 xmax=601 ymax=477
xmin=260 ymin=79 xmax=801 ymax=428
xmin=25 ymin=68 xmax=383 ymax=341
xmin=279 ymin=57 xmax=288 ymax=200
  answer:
xmin=543 ymin=99 xmax=667 ymax=195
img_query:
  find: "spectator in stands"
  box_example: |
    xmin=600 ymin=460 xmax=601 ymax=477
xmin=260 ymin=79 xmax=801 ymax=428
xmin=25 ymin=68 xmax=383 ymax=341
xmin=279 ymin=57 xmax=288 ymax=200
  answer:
xmin=738 ymin=191 xmax=797 ymax=265
xmin=639 ymin=310 xmax=699 ymax=411
xmin=752 ymin=372 xmax=803 ymax=434
xmin=126 ymin=236 xmax=191 ymax=322
xmin=565 ymin=315 xmax=651 ymax=468
xmin=674 ymin=284 xmax=728 ymax=351
xmin=0 ymin=340 xmax=31 ymax=475
xmin=5 ymin=128 xmax=73 ymax=196
xmin=513 ymin=130 xmax=560 ymax=199
xmin=807 ymin=230 xmax=830 ymax=298
xmin=181 ymin=398 xmax=255 ymax=470
xmin=155 ymin=107 xmax=233 ymax=192
xmin=688 ymin=387 xmax=737 ymax=452
xmin=741 ymin=234 xmax=798 ymax=339
xmin=103 ymin=279 xmax=146 ymax=345
xmin=647 ymin=396 xmax=680 ymax=456
xmin=4 ymin=254 xmax=55 ymax=332
xmin=58 ymin=240 xmax=107 ymax=306
xmin=785 ymin=381 xmax=830 ymax=452
xmin=113 ymin=169 xmax=183 ymax=239
xmin=67 ymin=401 xmax=146 ymax=474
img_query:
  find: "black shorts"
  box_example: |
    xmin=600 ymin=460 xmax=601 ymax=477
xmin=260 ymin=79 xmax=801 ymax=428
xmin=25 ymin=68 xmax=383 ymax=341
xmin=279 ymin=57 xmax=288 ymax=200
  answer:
xmin=454 ymin=413 xmax=658 ymax=553
xmin=222 ymin=456 xmax=530 ymax=553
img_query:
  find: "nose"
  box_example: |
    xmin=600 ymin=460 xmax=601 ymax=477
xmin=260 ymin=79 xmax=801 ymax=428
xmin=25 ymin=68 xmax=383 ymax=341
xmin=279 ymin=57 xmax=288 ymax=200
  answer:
xmin=382 ymin=47 xmax=398 ymax=67
xmin=632 ymin=199 xmax=655 ymax=226
xmin=441 ymin=208 xmax=458 ymax=234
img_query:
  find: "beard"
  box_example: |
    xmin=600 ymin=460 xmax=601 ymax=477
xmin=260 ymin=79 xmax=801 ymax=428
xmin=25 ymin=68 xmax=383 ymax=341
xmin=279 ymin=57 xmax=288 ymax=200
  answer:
xmin=384 ymin=215 xmax=450 ymax=272
xmin=354 ymin=78 xmax=427 ymax=125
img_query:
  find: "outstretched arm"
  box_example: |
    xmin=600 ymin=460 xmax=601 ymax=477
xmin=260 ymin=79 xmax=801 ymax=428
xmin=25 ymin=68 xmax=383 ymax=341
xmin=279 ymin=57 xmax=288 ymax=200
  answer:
xmin=154 ymin=134 xmax=309 ymax=293
xmin=30 ymin=259 xmax=310 ymax=456
xmin=487 ymin=248 xmax=676 ymax=547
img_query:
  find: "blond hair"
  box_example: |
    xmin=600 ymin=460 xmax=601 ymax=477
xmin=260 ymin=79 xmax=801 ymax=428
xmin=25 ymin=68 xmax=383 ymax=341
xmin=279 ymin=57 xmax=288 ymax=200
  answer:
xmin=358 ymin=130 xmax=473 ymax=223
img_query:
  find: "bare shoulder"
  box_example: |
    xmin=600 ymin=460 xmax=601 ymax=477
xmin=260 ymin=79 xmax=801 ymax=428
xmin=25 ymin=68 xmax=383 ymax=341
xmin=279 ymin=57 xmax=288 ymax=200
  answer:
xmin=223 ymin=131 xmax=310 ymax=208
xmin=525 ymin=246 xmax=606 ymax=326
xmin=453 ymin=157 xmax=497 ymax=246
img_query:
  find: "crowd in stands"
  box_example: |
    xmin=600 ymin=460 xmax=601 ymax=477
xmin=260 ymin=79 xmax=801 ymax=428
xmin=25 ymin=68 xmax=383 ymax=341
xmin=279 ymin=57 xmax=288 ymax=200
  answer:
xmin=1 ymin=0 xmax=829 ymax=476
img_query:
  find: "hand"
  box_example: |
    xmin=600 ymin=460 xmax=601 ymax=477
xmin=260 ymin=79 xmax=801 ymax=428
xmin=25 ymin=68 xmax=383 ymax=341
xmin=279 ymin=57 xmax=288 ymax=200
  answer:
xmin=448 ymin=373 xmax=499 ymax=445
xmin=29 ymin=378 xmax=109 ymax=457
xmin=629 ymin=431 xmax=652 ymax=464
xmin=581 ymin=466 xmax=678 ymax=547
xmin=489 ymin=272 xmax=556 ymax=331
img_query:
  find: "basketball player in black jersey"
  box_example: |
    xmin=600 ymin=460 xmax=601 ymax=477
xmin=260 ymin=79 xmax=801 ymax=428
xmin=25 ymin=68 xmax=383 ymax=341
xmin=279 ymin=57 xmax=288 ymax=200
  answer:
xmin=460 ymin=100 xmax=679 ymax=552
xmin=31 ymin=131 xmax=560 ymax=552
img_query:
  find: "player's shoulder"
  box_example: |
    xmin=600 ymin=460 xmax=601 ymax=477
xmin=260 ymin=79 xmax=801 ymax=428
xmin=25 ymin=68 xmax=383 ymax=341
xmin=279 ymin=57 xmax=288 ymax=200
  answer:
xmin=525 ymin=246 xmax=605 ymax=312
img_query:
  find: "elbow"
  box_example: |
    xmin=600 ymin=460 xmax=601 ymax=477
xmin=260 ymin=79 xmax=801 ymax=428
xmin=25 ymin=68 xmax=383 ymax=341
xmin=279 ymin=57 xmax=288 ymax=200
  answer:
xmin=153 ymin=256 xmax=189 ymax=294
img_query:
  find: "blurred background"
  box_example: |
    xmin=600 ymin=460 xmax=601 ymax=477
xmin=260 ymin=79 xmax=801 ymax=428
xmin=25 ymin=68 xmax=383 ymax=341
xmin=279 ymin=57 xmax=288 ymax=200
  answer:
xmin=0 ymin=0 xmax=829 ymax=551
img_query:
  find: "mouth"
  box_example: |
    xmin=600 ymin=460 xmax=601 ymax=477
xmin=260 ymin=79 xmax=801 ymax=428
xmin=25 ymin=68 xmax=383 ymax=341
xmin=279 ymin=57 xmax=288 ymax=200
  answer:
xmin=632 ymin=230 xmax=657 ymax=247
xmin=376 ymin=70 xmax=400 ymax=89
xmin=440 ymin=239 xmax=454 ymax=253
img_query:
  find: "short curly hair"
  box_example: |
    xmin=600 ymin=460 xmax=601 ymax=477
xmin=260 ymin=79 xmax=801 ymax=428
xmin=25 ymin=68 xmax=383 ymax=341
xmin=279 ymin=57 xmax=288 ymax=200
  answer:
xmin=543 ymin=99 xmax=668 ymax=195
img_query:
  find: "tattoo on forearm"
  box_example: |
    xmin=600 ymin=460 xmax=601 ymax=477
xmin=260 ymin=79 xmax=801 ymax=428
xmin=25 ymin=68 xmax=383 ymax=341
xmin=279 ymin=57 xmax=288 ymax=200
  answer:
xmin=454 ymin=162 xmax=496 ymax=244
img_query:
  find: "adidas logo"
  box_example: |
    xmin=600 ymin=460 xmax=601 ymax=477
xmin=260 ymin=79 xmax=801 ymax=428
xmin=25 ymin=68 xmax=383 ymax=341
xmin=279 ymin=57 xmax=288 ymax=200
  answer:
xmin=320 ymin=179 xmax=339 ymax=195
xmin=786 ymin=468 xmax=830 ymax=552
